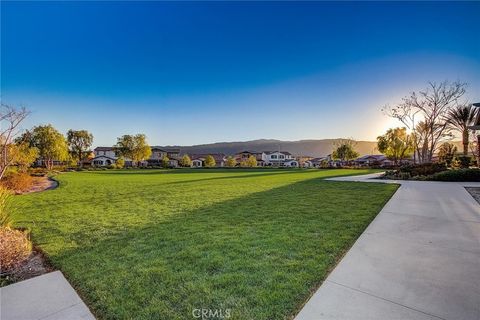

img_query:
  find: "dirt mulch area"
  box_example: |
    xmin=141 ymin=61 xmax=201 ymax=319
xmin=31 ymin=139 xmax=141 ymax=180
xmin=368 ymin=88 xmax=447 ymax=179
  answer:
xmin=0 ymin=247 xmax=54 ymax=287
xmin=466 ymin=187 xmax=480 ymax=205
xmin=16 ymin=176 xmax=58 ymax=195
xmin=0 ymin=227 xmax=54 ymax=286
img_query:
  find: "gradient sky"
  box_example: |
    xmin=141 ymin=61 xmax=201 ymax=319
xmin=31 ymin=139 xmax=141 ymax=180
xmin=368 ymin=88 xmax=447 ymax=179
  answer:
xmin=2 ymin=1 xmax=479 ymax=147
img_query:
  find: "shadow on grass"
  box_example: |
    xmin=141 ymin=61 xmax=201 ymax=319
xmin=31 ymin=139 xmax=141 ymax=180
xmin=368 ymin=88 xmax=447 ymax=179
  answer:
xmin=49 ymin=177 xmax=398 ymax=320
xmin=165 ymin=170 xmax=317 ymax=185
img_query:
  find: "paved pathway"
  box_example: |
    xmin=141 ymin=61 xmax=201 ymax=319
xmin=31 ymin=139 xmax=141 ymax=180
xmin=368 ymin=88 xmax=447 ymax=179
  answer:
xmin=0 ymin=271 xmax=95 ymax=320
xmin=295 ymin=173 xmax=480 ymax=320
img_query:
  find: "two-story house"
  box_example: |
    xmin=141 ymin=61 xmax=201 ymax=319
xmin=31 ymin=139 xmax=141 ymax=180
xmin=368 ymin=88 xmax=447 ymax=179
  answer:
xmin=263 ymin=151 xmax=298 ymax=167
xmin=148 ymin=147 xmax=181 ymax=167
xmin=92 ymin=147 xmax=118 ymax=166
xmin=92 ymin=146 xmax=181 ymax=167
xmin=234 ymin=151 xmax=266 ymax=166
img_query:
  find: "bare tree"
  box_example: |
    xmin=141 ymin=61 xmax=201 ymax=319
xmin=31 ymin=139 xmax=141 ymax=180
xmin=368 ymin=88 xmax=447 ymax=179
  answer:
xmin=383 ymin=81 xmax=466 ymax=163
xmin=0 ymin=104 xmax=30 ymax=179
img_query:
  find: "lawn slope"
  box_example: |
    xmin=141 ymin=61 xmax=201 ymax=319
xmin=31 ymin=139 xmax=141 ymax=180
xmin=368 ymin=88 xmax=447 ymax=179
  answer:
xmin=13 ymin=169 xmax=397 ymax=320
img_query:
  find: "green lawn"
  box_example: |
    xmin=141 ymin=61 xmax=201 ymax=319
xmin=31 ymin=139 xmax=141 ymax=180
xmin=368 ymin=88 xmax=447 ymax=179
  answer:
xmin=13 ymin=169 xmax=397 ymax=320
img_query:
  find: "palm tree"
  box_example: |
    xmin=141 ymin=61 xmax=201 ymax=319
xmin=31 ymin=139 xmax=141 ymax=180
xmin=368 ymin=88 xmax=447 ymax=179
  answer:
xmin=446 ymin=104 xmax=478 ymax=156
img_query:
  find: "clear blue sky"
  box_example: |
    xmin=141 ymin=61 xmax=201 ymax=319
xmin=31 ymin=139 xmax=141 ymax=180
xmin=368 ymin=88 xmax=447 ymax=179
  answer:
xmin=2 ymin=1 xmax=479 ymax=146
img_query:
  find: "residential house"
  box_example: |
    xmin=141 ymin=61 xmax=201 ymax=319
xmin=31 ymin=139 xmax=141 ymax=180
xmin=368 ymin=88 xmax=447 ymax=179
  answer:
xmin=148 ymin=147 xmax=181 ymax=167
xmin=354 ymin=155 xmax=394 ymax=167
xmin=235 ymin=151 xmax=266 ymax=166
xmin=234 ymin=150 xmax=300 ymax=167
xmin=190 ymin=154 xmax=226 ymax=167
xmin=304 ymin=154 xmax=338 ymax=168
xmin=93 ymin=146 xmax=180 ymax=167
xmin=263 ymin=151 xmax=299 ymax=167
xmin=304 ymin=157 xmax=327 ymax=168
xmin=296 ymin=156 xmax=314 ymax=167
xmin=92 ymin=147 xmax=117 ymax=166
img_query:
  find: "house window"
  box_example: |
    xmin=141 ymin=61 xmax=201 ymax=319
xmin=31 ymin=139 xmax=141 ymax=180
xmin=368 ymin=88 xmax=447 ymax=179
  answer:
xmin=279 ymin=155 xmax=285 ymax=159
xmin=271 ymin=155 xmax=277 ymax=159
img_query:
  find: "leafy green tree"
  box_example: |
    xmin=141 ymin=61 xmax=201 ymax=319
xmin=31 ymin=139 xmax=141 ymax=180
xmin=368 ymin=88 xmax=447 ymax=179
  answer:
xmin=377 ymin=127 xmax=414 ymax=166
xmin=115 ymin=157 xmax=125 ymax=169
xmin=332 ymin=139 xmax=359 ymax=162
xmin=446 ymin=104 xmax=477 ymax=156
xmin=162 ymin=156 xmax=170 ymax=168
xmin=225 ymin=156 xmax=237 ymax=167
xmin=204 ymin=155 xmax=216 ymax=167
xmin=28 ymin=125 xmax=69 ymax=170
xmin=180 ymin=154 xmax=192 ymax=167
xmin=67 ymin=155 xmax=77 ymax=167
xmin=438 ymin=142 xmax=457 ymax=167
xmin=114 ymin=134 xmax=152 ymax=166
xmin=9 ymin=142 xmax=39 ymax=173
xmin=67 ymin=130 xmax=93 ymax=167
xmin=245 ymin=155 xmax=257 ymax=167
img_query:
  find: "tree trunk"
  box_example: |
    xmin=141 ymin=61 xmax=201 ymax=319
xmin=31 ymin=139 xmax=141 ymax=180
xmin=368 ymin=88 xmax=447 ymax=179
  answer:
xmin=0 ymin=166 xmax=7 ymax=181
xmin=463 ymin=130 xmax=469 ymax=156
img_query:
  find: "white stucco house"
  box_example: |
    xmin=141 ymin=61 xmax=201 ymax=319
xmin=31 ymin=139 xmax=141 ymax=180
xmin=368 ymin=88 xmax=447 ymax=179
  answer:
xmin=233 ymin=150 xmax=299 ymax=167
xmin=92 ymin=147 xmax=118 ymax=166
xmin=192 ymin=159 xmax=203 ymax=167
xmin=263 ymin=151 xmax=298 ymax=167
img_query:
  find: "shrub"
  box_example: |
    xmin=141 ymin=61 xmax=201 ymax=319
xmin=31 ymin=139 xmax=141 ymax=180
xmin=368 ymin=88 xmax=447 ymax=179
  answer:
xmin=457 ymin=156 xmax=471 ymax=169
xmin=429 ymin=169 xmax=480 ymax=182
xmin=0 ymin=228 xmax=32 ymax=273
xmin=398 ymin=163 xmax=447 ymax=176
xmin=115 ymin=157 xmax=125 ymax=169
xmin=1 ymin=173 xmax=34 ymax=192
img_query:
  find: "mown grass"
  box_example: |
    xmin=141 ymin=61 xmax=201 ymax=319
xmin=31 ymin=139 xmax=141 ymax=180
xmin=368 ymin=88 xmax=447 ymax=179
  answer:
xmin=13 ymin=169 xmax=397 ymax=320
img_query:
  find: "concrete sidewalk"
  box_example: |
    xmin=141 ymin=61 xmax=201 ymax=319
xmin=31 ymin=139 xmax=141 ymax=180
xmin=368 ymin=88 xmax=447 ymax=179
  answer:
xmin=0 ymin=271 xmax=95 ymax=320
xmin=295 ymin=174 xmax=480 ymax=320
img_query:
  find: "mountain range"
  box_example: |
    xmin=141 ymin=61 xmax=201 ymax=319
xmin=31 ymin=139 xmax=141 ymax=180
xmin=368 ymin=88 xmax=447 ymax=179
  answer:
xmin=164 ymin=139 xmax=381 ymax=158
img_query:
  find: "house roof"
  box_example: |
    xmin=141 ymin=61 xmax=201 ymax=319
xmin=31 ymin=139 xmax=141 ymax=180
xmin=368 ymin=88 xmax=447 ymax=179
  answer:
xmin=150 ymin=146 xmax=180 ymax=153
xmin=264 ymin=151 xmax=293 ymax=155
xmin=94 ymin=147 xmax=114 ymax=151
xmin=355 ymin=155 xmax=387 ymax=161
xmin=236 ymin=150 xmax=262 ymax=155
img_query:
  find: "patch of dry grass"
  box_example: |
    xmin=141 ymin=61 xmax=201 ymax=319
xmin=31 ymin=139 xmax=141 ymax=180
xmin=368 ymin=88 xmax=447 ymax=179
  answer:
xmin=0 ymin=228 xmax=32 ymax=273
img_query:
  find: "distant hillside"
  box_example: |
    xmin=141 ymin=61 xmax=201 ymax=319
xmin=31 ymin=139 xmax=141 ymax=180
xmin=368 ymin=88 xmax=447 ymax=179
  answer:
xmin=162 ymin=139 xmax=464 ymax=158
xmin=164 ymin=139 xmax=380 ymax=157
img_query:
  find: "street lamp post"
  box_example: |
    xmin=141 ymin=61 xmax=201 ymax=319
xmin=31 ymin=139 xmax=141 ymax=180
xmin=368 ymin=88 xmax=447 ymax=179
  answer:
xmin=469 ymin=102 xmax=480 ymax=166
